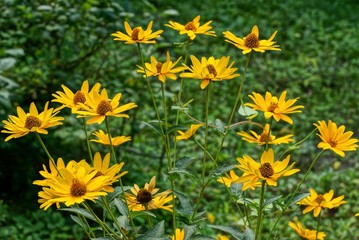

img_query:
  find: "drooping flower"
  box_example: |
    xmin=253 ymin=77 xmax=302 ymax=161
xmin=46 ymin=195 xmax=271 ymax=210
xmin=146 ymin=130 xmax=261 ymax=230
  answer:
xmin=297 ymin=189 xmax=346 ymax=217
xmin=75 ymin=88 xmax=137 ymax=124
xmin=180 ymin=55 xmax=240 ymax=89
xmin=314 ymin=120 xmax=358 ymax=157
xmin=245 ymin=91 xmax=304 ymax=124
xmin=137 ymin=51 xmax=185 ymax=83
xmin=171 ymin=228 xmax=185 ymax=240
xmin=111 ymin=21 xmax=163 ymax=44
xmin=223 ymin=25 xmax=280 ymax=54
xmin=52 ymin=80 xmax=101 ymax=112
xmin=237 ymin=124 xmax=294 ymax=145
xmin=90 ymin=129 xmax=131 ymax=146
xmin=176 ymin=123 xmax=204 ymax=141
xmin=2 ymin=102 xmax=64 ymax=142
xmin=125 ymin=176 xmax=173 ymax=212
xmin=236 ymin=148 xmax=299 ymax=190
xmin=165 ymin=15 xmax=216 ymax=40
xmin=217 ymin=170 xmax=240 ymax=187
xmin=289 ymin=221 xmax=326 ymax=240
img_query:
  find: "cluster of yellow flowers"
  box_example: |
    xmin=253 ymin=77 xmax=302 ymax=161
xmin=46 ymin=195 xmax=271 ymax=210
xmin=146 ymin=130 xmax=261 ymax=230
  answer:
xmin=2 ymin=15 xmax=358 ymax=240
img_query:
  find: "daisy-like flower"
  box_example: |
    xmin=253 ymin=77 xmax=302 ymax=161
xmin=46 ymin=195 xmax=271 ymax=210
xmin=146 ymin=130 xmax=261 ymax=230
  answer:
xmin=297 ymin=189 xmax=346 ymax=217
xmin=90 ymin=129 xmax=131 ymax=146
xmin=2 ymin=102 xmax=64 ymax=142
xmin=165 ymin=15 xmax=216 ymax=40
xmin=125 ymin=176 xmax=173 ymax=212
xmin=137 ymin=51 xmax=186 ymax=83
xmin=223 ymin=25 xmax=280 ymax=54
xmin=237 ymin=124 xmax=294 ymax=145
xmin=236 ymin=148 xmax=299 ymax=190
xmin=216 ymin=235 xmax=230 ymax=240
xmin=180 ymin=55 xmax=240 ymax=89
xmin=176 ymin=123 xmax=204 ymax=141
xmin=111 ymin=21 xmax=163 ymax=44
xmin=314 ymin=120 xmax=358 ymax=157
xmin=52 ymin=80 xmax=101 ymax=113
xmin=171 ymin=228 xmax=185 ymax=240
xmin=289 ymin=221 xmax=326 ymax=240
xmin=75 ymin=88 xmax=137 ymax=124
xmin=217 ymin=170 xmax=240 ymax=187
xmin=245 ymin=91 xmax=304 ymax=124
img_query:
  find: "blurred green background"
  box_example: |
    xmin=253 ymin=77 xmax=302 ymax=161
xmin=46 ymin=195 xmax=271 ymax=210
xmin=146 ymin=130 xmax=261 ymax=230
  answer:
xmin=0 ymin=0 xmax=358 ymax=239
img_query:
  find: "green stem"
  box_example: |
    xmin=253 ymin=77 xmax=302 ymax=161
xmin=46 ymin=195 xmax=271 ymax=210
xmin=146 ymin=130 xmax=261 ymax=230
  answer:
xmin=255 ymin=180 xmax=266 ymax=240
xmin=105 ymin=117 xmax=117 ymax=163
xmin=265 ymin=118 xmax=274 ymax=151
xmin=82 ymin=118 xmax=93 ymax=163
xmin=35 ymin=133 xmax=61 ymax=176
xmin=202 ymin=84 xmax=210 ymax=182
xmin=102 ymin=196 xmax=128 ymax=239
xmin=316 ymin=211 xmax=322 ymax=240
xmin=193 ymin=138 xmax=215 ymax=163
xmin=266 ymin=150 xmax=326 ymax=239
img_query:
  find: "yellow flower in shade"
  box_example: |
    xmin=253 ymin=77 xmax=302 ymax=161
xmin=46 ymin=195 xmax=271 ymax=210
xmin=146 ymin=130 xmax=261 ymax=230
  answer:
xmin=176 ymin=123 xmax=204 ymax=141
xmin=2 ymin=102 xmax=64 ymax=142
xmin=297 ymin=189 xmax=346 ymax=217
xmin=314 ymin=120 xmax=358 ymax=157
xmin=237 ymin=124 xmax=294 ymax=145
xmin=125 ymin=176 xmax=173 ymax=212
xmin=355 ymin=213 xmax=359 ymax=217
xmin=217 ymin=170 xmax=240 ymax=187
xmin=137 ymin=51 xmax=186 ymax=83
xmin=165 ymin=15 xmax=216 ymax=40
xmin=236 ymin=148 xmax=299 ymax=190
xmin=52 ymin=80 xmax=101 ymax=113
xmin=216 ymin=235 xmax=230 ymax=240
xmin=223 ymin=25 xmax=280 ymax=54
xmin=111 ymin=21 xmax=163 ymax=44
xmin=171 ymin=228 xmax=185 ymax=240
xmin=90 ymin=129 xmax=131 ymax=146
xmin=180 ymin=55 xmax=240 ymax=89
xmin=75 ymin=88 xmax=137 ymax=124
xmin=245 ymin=91 xmax=304 ymax=124
xmin=289 ymin=221 xmax=326 ymax=240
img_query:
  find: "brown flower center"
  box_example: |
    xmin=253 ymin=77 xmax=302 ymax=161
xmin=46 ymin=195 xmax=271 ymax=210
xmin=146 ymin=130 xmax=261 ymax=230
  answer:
xmin=267 ymin=102 xmax=278 ymax=112
xmin=136 ymin=189 xmax=152 ymax=204
xmin=70 ymin=178 xmax=87 ymax=197
xmin=131 ymin=28 xmax=141 ymax=40
xmin=315 ymin=195 xmax=325 ymax=204
xmin=328 ymin=138 xmax=337 ymax=147
xmin=97 ymin=100 xmax=112 ymax=115
xmin=259 ymin=133 xmax=270 ymax=143
xmin=259 ymin=162 xmax=274 ymax=178
xmin=184 ymin=21 xmax=197 ymax=31
xmin=206 ymin=64 xmax=217 ymax=77
xmin=244 ymin=33 xmax=260 ymax=48
xmin=73 ymin=91 xmax=86 ymax=104
xmin=25 ymin=116 xmax=42 ymax=129
xmin=156 ymin=62 xmax=163 ymax=73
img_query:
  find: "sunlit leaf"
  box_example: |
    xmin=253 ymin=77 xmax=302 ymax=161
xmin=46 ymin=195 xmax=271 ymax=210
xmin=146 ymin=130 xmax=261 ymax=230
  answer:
xmin=238 ymin=105 xmax=258 ymax=119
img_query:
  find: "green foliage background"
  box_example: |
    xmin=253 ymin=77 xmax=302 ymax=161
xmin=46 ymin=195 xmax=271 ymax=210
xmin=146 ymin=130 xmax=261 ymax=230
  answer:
xmin=0 ymin=0 xmax=358 ymax=239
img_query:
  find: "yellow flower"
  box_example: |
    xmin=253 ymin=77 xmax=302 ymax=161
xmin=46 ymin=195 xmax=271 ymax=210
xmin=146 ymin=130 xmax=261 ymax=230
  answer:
xmin=111 ymin=21 xmax=163 ymax=44
xmin=297 ymin=189 xmax=346 ymax=217
xmin=245 ymin=91 xmax=304 ymax=124
xmin=237 ymin=124 xmax=294 ymax=145
xmin=314 ymin=120 xmax=358 ymax=157
xmin=289 ymin=221 xmax=326 ymax=240
xmin=52 ymin=80 xmax=101 ymax=113
xmin=125 ymin=176 xmax=173 ymax=212
xmin=180 ymin=55 xmax=240 ymax=89
xmin=355 ymin=213 xmax=359 ymax=217
xmin=75 ymin=88 xmax=137 ymax=124
xmin=207 ymin=212 xmax=215 ymax=223
xmin=223 ymin=25 xmax=280 ymax=54
xmin=176 ymin=123 xmax=204 ymax=141
xmin=2 ymin=102 xmax=64 ymax=142
xmin=171 ymin=228 xmax=185 ymax=240
xmin=216 ymin=235 xmax=230 ymax=240
xmin=137 ymin=51 xmax=185 ymax=83
xmin=165 ymin=15 xmax=216 ymax=40
xmin=217 ymin=170 xmax=240 ymax=187
xmin=236 ymin=148 xmax=299 ymax=190
xmin=90 ymin=129 xmax=131 ymax=146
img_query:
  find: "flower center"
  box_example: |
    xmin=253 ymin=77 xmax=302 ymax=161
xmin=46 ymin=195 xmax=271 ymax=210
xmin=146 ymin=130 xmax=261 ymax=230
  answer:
xmin=259 ymin=162 xmax=274 ymax=178
xmin=267 ymin=102 xmax=278 ymax=112
xmin=156 ymin=62 xmax=163 ymax=73
xmin=136 ymin=189 xmax=152 ymax=204
xmin=184 ymin=21 xmax=197 ymax=31
xmin=328 ymin=138 xmax=337 ymax=147
xmin=73 ymin=91 xmax=86 ymax=104
xmin=244 ymin=33 xmax=260 ymax=48
xmin=97 ymin=100 xmax=112 ymax=115
xmin=131 ymin=28 xmax=141 ymax=40
xmin=25 ymin=116 xmax=42 ymax=129
xmin=315 ymin=195 xmax=325 ymax=204
xmin=259 ymin=133 xmax=270 ymax=143
xmin=70 ymin=178 xmax=87 ymax=197
xmin=206 ymin=64 xmax=217 ymax=77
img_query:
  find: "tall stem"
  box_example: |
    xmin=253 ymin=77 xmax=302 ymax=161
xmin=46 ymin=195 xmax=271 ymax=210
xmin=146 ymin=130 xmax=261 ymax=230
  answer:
xmin=35 ymin=133 xmax=61 ymax=176
xmin=82 ymin=118 xmax=93 ymax=163
xmin=255 ymin=180 xmax=266 ymax=240
xmin=202 ymin=84 xmax=210 ymax=181
xmin=316 ymin=211 xmax=322 ymax=240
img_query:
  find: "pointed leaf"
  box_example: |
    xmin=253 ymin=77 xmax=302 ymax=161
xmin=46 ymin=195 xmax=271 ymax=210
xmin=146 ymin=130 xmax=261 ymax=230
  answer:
xmin=230 ymin=182 xmax=243 ymax=198
xmin=169 ymin=169 xmax=201 ymax=184
xmin=141 ymin=121 xmax=162 ymax=135
xmin=174 ymin=157 xmax=197 ymax=169
xmin=60 ymin=207 xmax=96 ymax=222
xmin=263 ymin=195 xmax=282 ymax=207
xmin=238 ymin=105 xmax=258 ymax=119
xmin=288 ymin=192 xmax=310 ymax=206
xmin=174 ymin=191 xmax=194 ymax=217
xmin=114 ymin=198 xmax=129 ymax=215
xmin=209 ymin=225 xmax=244 ymax=240
xmin=243 ymin=227 xmax=255 ymax=240
xmin=136 ymin=221 xmax=165 ymax=240
xmin=212 ymin=164 xmax=237 ymax=177
xmin=183 ymin=224 xmax=197 ymax=240
xmin=166 ymin=125 xmax=187 ymax=134
xmin=215 ymin=119 xmax=225 ymax=134
xmin=70 ymin=215 xmax=87 ymax=229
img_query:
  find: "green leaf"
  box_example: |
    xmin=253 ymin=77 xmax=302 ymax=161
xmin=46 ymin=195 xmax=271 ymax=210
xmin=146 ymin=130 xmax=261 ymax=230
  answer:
xmin=5 ymin=48 xmax=24 ymax=56
xmin=190 ymin=235 xmax=214 ymax=240
xmin=70 ymin=215 xmax=87 ymax=229
xmin=288 ymin=192 xmax=310 ymax=206
xmin=141 ymin=121 xmax=162 ymax=135
xmin=212 ymin=164 xmax=237 ymax=177
xmin=0 ymin=58 xmax=16 ymax=72
xmin=174 ymin=191 xmax=194 ymax=217
xmin=174 ymin=157 xmax=197 ymax=169
xmin=230 ymin=182 xmax=243 ymax=198
xmin=215 ymin=119 xmax=225 ymax=134
xmin=263 ymin=195 xmax=282 ymax=207
xmin=209 ymin=225 xmax=244 ymax=240
xmin=166 ymin=125 xmax=187 ymax=135
xmin=243 ymin=227 xmax=255 ymax=240
xmin=0 ymin=75 xmax=19 ymax=88
xmin=60 ymin=207 xmax=96 ymax=222
xmin=238 ymin=105 xmax=258 ymax=119
xmin=169 ymin=169 xmax=201 ymax=184
xmin=114 ymin=198 xmax=128 ymax=216
xmin=135 ymin=220 xmax=165 ymax=240
xmin=183 ymin=224 xmax=197 ymax=240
